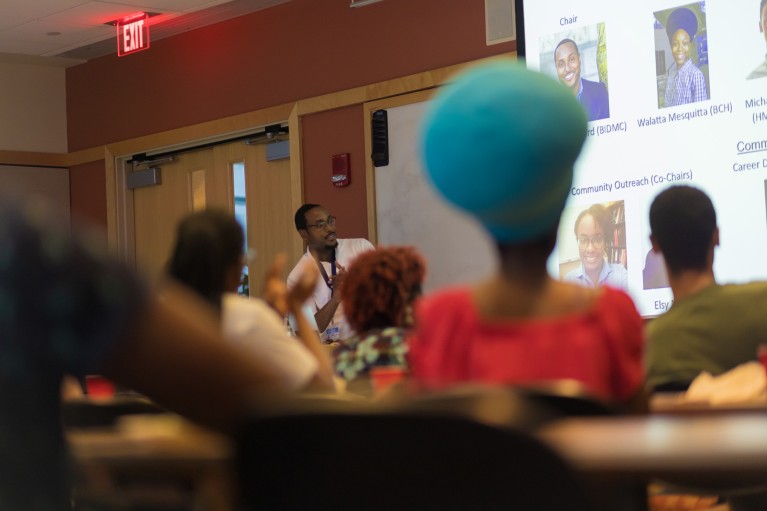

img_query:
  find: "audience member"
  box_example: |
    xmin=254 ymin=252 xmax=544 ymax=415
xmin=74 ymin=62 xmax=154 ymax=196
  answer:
xmin=0 ymin=202 xmax=289 ymax=509
xmin=564 ymin=204 xmax=628 ymax=289
xmin=410 ymin=60 xmax=644 ymax=406
xmin=167 ymin=209 xmax=335 ymax=392
xmin=645 ymin=185 xmax=767 ymax=391
xmin=333 ymin=246 xmax=426 ymax=396
xmin=288 ymin=204 xmax=374 ymax=342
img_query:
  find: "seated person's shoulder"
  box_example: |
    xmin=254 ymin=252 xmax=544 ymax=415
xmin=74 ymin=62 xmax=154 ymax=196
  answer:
xmin=222 ymin=294 xmax=285 ymax=334
xmin=335 ymin=327 xmax=408 ymax=359
xmin=417 ymin=287 xmax=472 ymax=316
xmin=411 ymin=288 xmax=476 ymax=341
xmin=587 ymin=286 xmax=642 ymax=334
xmin=724 ymin=281 xmax=767 ymax=298
xmin=599 ymin=286 xmax=639 ymax=314
xmin=558 ymin=282 xmax=634 ymax=316
xmin=223 ymin=292 xmax=272 ymax=314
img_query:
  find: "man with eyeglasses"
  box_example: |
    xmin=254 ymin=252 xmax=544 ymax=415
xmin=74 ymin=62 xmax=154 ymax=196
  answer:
xmin=288 ymin=204 xmax=373 ymax=342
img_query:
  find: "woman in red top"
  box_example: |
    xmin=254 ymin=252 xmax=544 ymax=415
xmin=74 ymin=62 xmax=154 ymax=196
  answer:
xmin=410 ymin=61 xmax=644 ymax=406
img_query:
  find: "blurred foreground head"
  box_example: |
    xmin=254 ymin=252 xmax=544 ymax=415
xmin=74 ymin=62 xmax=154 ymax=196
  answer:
xmin=168 ymin=209 xmax=244 ymax=311
xmin=420 ymin=59 xmax=587 ymax=244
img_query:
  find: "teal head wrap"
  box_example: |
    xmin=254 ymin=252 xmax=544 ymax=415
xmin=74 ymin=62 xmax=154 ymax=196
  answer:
xmin=420 ymin=60 xmax=587 ymax=243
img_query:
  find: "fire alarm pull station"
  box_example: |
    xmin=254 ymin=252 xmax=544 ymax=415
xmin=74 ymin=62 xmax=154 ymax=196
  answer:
xmin=332 ymin=153 xmax=351 ymax=187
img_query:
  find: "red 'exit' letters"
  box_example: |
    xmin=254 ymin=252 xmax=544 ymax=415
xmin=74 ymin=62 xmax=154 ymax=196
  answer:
xmin=117 ymin=13 xmax=150 ymax=57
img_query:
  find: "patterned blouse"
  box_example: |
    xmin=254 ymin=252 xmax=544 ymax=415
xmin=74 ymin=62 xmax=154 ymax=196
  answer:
xmin=333 ymin=327 xmax=409 ymax=396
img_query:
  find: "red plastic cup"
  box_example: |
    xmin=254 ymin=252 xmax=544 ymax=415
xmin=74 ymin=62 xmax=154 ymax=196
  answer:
xmin=85 ymin=375 xmax=115 ymax=399
xmin=370 ymin=366 xmax=406 ymax=396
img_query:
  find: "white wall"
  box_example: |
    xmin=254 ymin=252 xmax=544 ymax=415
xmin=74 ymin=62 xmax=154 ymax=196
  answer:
xmin=0 ymin=58 xmax=68 ymax=153
xmin=0 ymin=165 xmax=70 ymax=226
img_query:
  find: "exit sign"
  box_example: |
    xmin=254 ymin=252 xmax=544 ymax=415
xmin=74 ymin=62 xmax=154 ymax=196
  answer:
xmin=117 ymin=12 xmax=150 ymax=56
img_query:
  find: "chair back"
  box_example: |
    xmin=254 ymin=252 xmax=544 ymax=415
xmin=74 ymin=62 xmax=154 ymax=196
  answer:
xmin=513 ymin=380 xmax=621 ymax=418
xmin=236 ymin=398 xmax=594 ymax=511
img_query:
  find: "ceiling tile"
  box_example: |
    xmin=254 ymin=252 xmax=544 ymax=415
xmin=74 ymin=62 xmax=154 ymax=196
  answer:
xmin=44 ymin=2 xmax=174 ymax=27
xmin=1 ymin=20 xmax=113 ymax=46
xmin=0 ymin=0 xmax=89 ymax=19
xmin=0 ymin=14 xmax=35 ymax=32
xmin=0 ymin=0 xmax=292 ymax=62
xmin=0 ymin=37 xmax=63 ymax=56
xmin=98 ymin=0 xmax=230 ymax=10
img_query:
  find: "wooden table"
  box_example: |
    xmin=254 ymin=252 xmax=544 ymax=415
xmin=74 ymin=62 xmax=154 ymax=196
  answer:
xmin=538 ymin=413 xmax=767 ymax=489
xmin=650 ymin=393 xmax=767 ymax=414
xmin=68 ymin=415 xmax=234 ymax=511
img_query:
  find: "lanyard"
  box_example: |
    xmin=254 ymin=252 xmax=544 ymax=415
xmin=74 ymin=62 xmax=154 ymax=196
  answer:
xmin=316 ymin=249 xmax=337 ymax=291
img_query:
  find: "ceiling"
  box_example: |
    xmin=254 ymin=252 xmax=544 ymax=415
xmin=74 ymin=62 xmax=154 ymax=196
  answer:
xmin=0 ymin=0 xmax=293 ymax=66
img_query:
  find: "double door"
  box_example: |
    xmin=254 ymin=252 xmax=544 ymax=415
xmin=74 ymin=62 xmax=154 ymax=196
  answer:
xmin=131 ymin=139 xmax=295 ymax=296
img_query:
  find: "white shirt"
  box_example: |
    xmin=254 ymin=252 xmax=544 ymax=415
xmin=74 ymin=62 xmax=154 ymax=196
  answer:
xmin=287 ymin=238 xmax=374 ymax=341
xmin=221 ymin=293 xmax=318 ymax=390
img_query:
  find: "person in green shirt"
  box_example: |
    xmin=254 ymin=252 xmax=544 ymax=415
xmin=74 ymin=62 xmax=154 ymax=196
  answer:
xmin=645 ymin=185 xmax=767 ymax=391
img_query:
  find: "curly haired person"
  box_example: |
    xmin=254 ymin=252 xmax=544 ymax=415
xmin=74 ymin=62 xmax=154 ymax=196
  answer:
xmin=333 ymin=246 xmax=425 ymax=396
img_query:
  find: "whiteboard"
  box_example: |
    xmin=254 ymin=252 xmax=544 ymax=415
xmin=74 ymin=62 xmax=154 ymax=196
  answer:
xmin=374 ymin=101 xmax=498 ymax=293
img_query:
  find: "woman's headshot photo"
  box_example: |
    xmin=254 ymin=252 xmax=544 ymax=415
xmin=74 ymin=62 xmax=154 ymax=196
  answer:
xmin=654 ymin=3 xmax=710 ymax=108
xmin=559 ymin=201 xmax=628 ymax=289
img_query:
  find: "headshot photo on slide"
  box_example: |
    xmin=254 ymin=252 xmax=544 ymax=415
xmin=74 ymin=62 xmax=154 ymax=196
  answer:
xmin=539 ymin=22 xmax=611 ymax=122
xmin=558 ymin=200 xmax=628 ymax=290
xmin=654 ymin=2 xmax=710 ymax=108
xmin=642 ymin=247 xmax=670 ymax=290
xmin=747 ymin=0 xmax=767 ymax=79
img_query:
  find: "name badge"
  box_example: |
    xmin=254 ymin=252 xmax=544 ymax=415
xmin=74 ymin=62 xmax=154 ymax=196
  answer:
xmin=325 ymin=325 xmax=340 ymax=342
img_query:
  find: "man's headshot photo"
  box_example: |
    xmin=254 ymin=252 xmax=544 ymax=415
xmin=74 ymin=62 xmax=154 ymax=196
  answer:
xmin=654 ymin=3 xmax=710 ymax=108
xmin=748 ymin=0 xmax=767 ymax=79
xmin=540 ymin=23 xmax=610 ymax=122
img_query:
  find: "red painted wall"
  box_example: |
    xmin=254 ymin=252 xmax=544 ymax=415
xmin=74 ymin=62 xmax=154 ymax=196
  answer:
xmin=301 ymin=105 xmax=368 ymax=238
xmin=70 ymin=160 xmax=107 ymax=228
xmin=69 ymin=160 xmax=108 ymax=245
xmin=66 ymin=0 xmax=515 ymax=237
xmin=66 ymin=0 xmax=514 ymax=151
